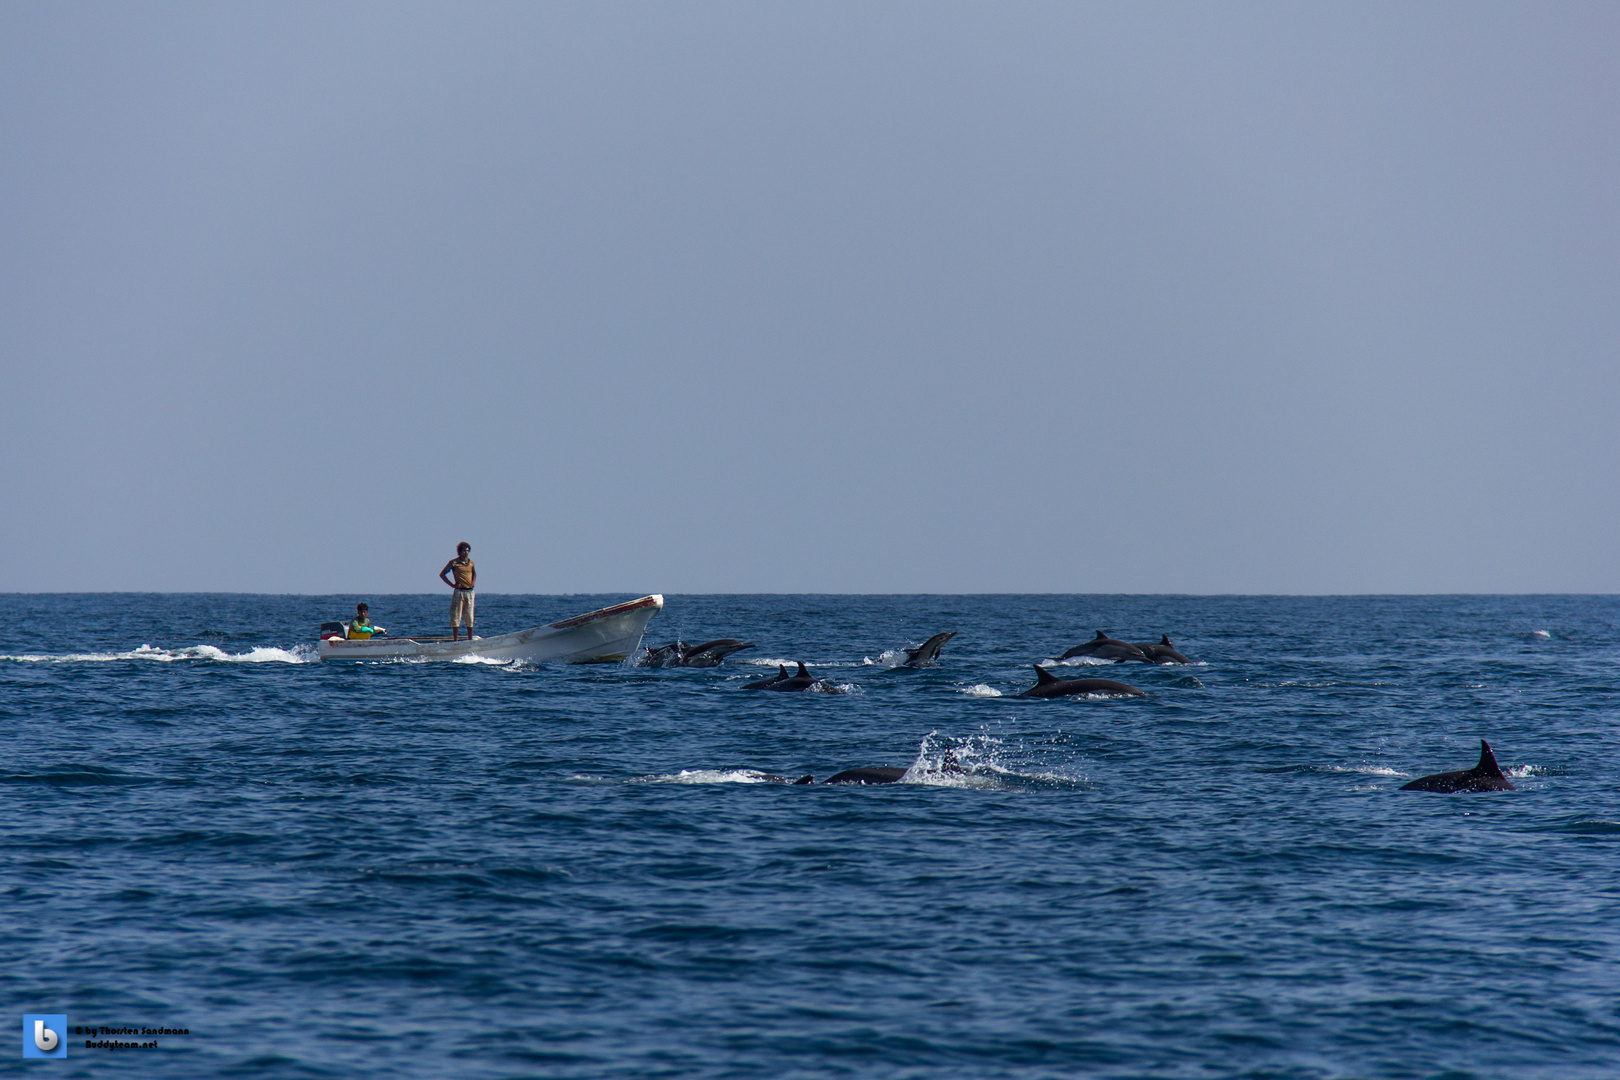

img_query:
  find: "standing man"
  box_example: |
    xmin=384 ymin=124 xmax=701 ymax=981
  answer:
xmin=440 ymin=541 xmax=476 ymax=640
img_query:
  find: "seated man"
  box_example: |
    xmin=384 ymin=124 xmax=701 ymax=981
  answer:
xmin=347 ymin=603 xmax=387 ymax=639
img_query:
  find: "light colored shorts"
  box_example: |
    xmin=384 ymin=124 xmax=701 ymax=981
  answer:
xmin=450 ymin=589 xmax=475 ymax=627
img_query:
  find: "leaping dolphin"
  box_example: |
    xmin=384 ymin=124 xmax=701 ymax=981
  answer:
xmin=1135 ymin=635 xmax=1191 ymax=665
xmin=641 ymin=638 xmax=756 ymax=667
xmin=682 ymin=639 xmax=756 ymax=666
xmin=900 ymin=631 xmax=956 ymax=667
xmin=1018 ymin=665 xmax=1146 ymax=698
xmin=1059 ymin=632 xmax=1150 ymax=664
xmin=640 ymin=641 xmax=684 ymax=666
xmin=1399 ymin=740 xmax=1516 ymax=792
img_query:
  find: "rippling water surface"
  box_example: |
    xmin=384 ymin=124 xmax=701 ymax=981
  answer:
xmin=4 ymin=593 xmax=1619 ymax=1078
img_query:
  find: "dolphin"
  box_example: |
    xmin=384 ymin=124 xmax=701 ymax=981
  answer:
xmin=1059 ymin=631 xmax=1150 ymax=664
xmin=743 ymin=664 xmax=790 ymax=689
xmin=823 ymin=748 xmax=966 ymax=784
xmin=824 ymin=767 xmax=909 ymax=785
xmin=734 ymin=770 xmax=816 ymax=784
xmin=742 ymin=661 xmax=847 ymax=692
xmin=900 ymin=631 xmax=956 ymax=667
xmin=1399 ymin=740 xmax=1516 ymax=792
xmin=768 ymin=662 xmax=819 ymax=692
xmin=682 ymin=639 xmax=755 ymax=667
xmin=640 ymin=641 xmax=686 ymax=667
xmin=641 ymin=638 xmax=756 ymax=667
xmin=1135 ymin=635 xmax=1191 ymax=665
xmin=1018 ymin=665 xmax=1146 ymax=698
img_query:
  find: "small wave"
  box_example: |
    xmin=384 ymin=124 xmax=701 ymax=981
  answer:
xmin=1264 ymin=681 xmax=1342 ymax=689
xmin=1528 ymin=629 xmax=1552 ymax=639
xmin=1 ymin=766 xmax=156 ymax=787
xmin=1555 ymin=820 xmax=1620 ymax=834
xmin=744 ymin=656 xmax=861 ymax=670
xmin=0 ymin=644 xmax=315 ymax=664
xmin=1261 ymin=763 xmax=1407 ymax=777
xmin=1049 ymin=656 xmax=1116 ymax=667
xmin=451 ymin=655 xmax=515 ymax=666
xmin=959 ymin=684 xmax=1003 ymax=697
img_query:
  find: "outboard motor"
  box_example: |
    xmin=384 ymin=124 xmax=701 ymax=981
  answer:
xmin=319 ymin=621 xmax=347 ymax=641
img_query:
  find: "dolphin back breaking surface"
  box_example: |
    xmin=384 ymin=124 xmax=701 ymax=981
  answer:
xmin=1059 ymin=631 xmax=1149 ymax=664
xmin=1018 ymin=665 xmax=1146 ymax=698
xmin=1399 ymin=740 xmax=1516 ymax=793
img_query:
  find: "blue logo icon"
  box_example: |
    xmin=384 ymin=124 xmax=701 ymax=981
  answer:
xmin=23 ymin=1015 xmax=67 ymax=1058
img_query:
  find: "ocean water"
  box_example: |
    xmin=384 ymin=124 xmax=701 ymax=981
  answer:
xmin=3 ymin=593 xmax=1618 ymax=1079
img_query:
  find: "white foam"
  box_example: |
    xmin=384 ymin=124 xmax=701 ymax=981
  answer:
xmin=1529 ymin=629 xmax=1552 ymax=638
xmin=451 ymin=654 xmax=514 ymax=666
xmin=959 ymin=684 xmax=1003 ymax=697
xmin=639 ymin=769 xmax=800 ymax=785
xmin=1 ymin=644 xmax=316 ymax=664
xmin=897 ymin=732 xmax=1082 ymax=788
xmin=1325 ymin=763 xmax=1407 ymax=778
xmin=1050 ymin=655 xmax=1116 ymax=667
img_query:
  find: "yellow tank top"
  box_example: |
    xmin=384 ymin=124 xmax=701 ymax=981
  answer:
xmin=451 ymin=557 xmax=475 ymax=590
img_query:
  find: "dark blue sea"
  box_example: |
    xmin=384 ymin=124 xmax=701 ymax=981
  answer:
xmin=4 ymin=594 xmax=1619 ymax=1078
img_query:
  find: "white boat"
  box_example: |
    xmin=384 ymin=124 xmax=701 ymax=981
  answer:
xmin=318 ymin=594 xmax=664 ymax=664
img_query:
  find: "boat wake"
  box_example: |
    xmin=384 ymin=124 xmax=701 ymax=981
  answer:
xmin=0 ymin=644 xmax=316 ymax=664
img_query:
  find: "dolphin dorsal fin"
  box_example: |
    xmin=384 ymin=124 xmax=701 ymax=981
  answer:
xmin=1161 ymin=634 xmax=1172 ymax=646
xmin=796 ymin=662 xmax=809 ymax=677
xmin=1476 ymin=739 xmax=1506 ymax=777
xmin=777 ymin=665 xmax=788 ymax=677
xmin=1033 ymin=665 xmax=1059 ymax=685
xmin=1094 ymin=631 xmax=1109 ymax=640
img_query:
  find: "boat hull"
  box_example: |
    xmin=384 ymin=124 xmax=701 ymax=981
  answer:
xmin=318 ymin=595 xmax=664 ymax=664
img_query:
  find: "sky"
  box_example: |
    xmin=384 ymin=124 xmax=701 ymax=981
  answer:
xmin=2 ymin=2 xmax=1617 ymax=594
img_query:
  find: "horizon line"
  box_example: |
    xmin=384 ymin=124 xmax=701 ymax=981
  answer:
xmin=4 ymin=591 xmax=1617 ymax=599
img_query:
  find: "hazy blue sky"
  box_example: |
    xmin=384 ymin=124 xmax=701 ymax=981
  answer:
xmin=3 ymin=2 xmax=1616 ymax=594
